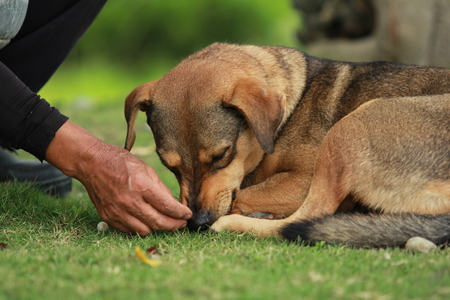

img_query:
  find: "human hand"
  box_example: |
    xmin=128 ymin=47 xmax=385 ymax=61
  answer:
xmin=79 ymin=143 xmax=192 ymax=235
xmin=45 ymin=121 xmax=192 ymax=235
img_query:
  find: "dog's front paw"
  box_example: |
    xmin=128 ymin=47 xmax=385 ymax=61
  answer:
xmin=210 ymin=214 xmax=283 ymax=237
xmin=210 ymin=215 xmax=249 ymax=233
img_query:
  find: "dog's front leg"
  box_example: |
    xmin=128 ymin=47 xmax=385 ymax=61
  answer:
xmin=211 ymin=167 xmax=346 ymax=236
xmin=211 ymin=214 xmax=287 ymax=236
xmin=211 ymin=184 xmax=325 ymax=235
xmin=231 ymin=170 xmax=312 ymax=218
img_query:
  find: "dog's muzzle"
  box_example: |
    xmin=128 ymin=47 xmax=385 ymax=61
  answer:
xmin=187 ymin=210 xmax=215 ymax=231
xmin=187 ymin=190 xmax=237 ymax=231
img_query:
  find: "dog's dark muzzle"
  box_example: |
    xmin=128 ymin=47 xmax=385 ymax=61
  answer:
xmin=187 ymin=210 xmax=216 ymax=231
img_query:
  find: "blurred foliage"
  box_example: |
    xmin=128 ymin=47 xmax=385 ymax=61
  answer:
xmin=67 ymin=0 xmax=300 ymax=70
xmin=41 ymin=0 xmax=300 ymax=105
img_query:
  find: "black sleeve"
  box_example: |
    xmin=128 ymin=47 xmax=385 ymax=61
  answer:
xmin=0 ymin=62 xmax=68 ymax=161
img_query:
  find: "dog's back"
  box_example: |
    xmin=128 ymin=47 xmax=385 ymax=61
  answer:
xmin=281 ymin=94 xmax=450 ymax=247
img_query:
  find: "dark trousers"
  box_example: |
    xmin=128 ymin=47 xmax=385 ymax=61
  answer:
xmin=0 ymin=0 xmax=107 ymax=93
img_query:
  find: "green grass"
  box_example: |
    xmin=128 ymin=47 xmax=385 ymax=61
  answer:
xmin=1 ymin=64 xmax=450 ymax=299
xmin=1 ymin=182 xmax=450 ymax=300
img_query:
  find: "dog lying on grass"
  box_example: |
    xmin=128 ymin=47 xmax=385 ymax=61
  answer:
xmin=124 ymin=43 xmax=450 ymax=248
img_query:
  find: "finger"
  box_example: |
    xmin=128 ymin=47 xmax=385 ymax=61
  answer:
xmin=135 ymin=202 xmax=188 ymax=232
xmin=105 ymin=207 xmax=187 ymax=234
xmin=102 ymin=218 xmax=132 ymax=234
xmin=94 ymin=193 xmax=187 ymax=234
xmin=121 ymin=215 xmax=154 ymax=236
xmin=95 ymin=202 xmax=153 ymax=236
xmin=147 ymin=192 xmax=192 ymax=220
xmin=105 ymin=215 xmax=154 ymax=236
xmin=129 ymin=163 xmax=193 ymax=220
xmin=142 ymin=175 xmax=192 ymax=220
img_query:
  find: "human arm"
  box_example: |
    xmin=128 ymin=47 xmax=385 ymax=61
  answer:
xmin=0 ymin=62 xmax=191 ymax=235
xmin=0 ymin=61 xmax=67 ymax=157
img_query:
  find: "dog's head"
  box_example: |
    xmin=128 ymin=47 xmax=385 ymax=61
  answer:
xmin=124 ymin=51 xmax=286 ymax=230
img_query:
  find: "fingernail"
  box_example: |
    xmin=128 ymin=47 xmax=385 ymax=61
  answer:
xmin=182 ymin=213 xmax=192 ymax=220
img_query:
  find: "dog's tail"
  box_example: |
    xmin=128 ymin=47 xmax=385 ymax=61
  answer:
xmin=281 ymin=213 xmax=450 ymax=248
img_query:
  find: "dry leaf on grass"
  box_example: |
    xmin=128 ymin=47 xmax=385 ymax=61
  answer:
xmin=146 ymin=246 xmax=159 ymax=255
xmin=135 ymin=246 xmax=162 ymax=267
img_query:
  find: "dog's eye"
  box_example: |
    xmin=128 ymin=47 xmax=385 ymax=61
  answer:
xmin=211 ymin=147 xmax=230 ymax=166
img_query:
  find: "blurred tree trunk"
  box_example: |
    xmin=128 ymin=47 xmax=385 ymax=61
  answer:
xmin=294 ymin=0 xmax=450 ymax=67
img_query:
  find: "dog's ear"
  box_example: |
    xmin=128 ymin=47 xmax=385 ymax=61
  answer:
xmin=124 ymin=80 xmax=160 ymax=151
xmin=224 ymin=78 xmax=286 ymax=154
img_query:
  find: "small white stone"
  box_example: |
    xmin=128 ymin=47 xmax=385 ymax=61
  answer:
xmin=97 ymin=221 xmax=109 ymax=232
xmin=405 ymin=236 xmax=437 ymax=253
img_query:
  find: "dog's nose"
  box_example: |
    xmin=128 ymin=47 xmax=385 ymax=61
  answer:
xmin=187 ymin=211 xmax=214 ymax=231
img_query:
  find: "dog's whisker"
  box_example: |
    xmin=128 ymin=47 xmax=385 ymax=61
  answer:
xmin=214 ymin=187 xmax=236 ymax=216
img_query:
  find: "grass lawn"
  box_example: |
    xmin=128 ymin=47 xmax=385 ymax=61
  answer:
xmin=1 ymin=64 xmax=450 ymax=300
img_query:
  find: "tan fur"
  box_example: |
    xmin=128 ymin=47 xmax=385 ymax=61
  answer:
xmin=212 ymin=95 xmax=450 ymax=239
xmin=124 ymin=43 xmax=450 ymax=237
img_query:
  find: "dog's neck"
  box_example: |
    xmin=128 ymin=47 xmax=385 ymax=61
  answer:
xmin=260 ymin=46 xmax=308 ymax=131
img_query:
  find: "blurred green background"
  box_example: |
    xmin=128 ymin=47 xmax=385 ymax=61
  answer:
xmin=40 ymin=0 xmax=300 ymax=106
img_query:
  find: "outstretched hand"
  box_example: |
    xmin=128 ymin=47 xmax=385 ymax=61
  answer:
xmin=45 ymin=121 xmax=192 ymax=236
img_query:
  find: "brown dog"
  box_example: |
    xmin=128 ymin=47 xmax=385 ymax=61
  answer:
xmin=124 ymin=43 xmax=450 ymax=246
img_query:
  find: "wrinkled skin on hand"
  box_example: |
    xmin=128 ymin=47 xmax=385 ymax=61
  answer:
xmin=80 ymin=143 xmax=192 ymax=235
xmin=46 ymin=121 xmax=192 ymax=236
